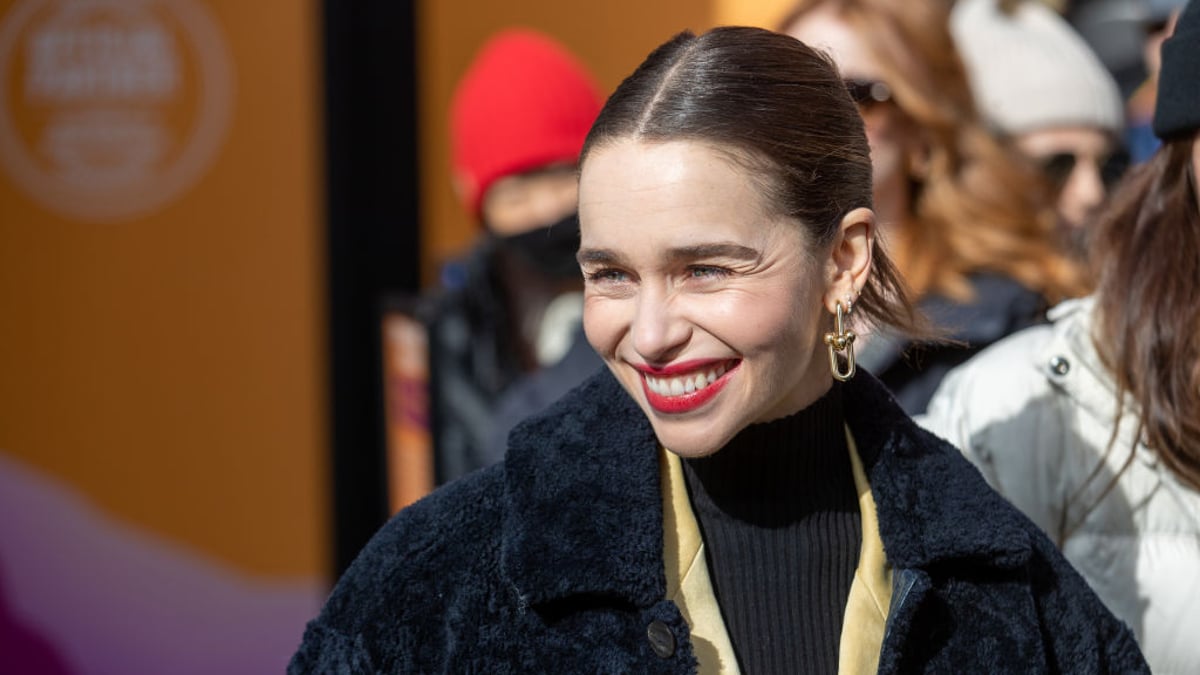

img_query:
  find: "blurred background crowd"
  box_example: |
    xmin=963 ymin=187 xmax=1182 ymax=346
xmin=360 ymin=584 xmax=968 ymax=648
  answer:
xmin=0 ymin=0 xmax=1194 ymax=672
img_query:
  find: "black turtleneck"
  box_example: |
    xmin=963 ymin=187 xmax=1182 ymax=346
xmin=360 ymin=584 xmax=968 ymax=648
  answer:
xmin=682 ymin=383 xmax=860 ymax=675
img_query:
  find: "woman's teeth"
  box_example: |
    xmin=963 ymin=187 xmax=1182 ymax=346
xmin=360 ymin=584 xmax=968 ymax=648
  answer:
xmin=644 ymin=363 xmax=729 ymax=396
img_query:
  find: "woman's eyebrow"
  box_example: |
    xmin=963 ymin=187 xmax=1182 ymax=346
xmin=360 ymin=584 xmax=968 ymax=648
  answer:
xmin=665 ymin=243 xmax=760 ymax=263
xmin=577 ymin=243 xmax=760 ymax=267
xmin=576 ymin=248 xmax=622 ymax=266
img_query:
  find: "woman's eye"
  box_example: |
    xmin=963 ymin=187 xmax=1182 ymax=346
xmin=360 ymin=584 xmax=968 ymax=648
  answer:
xmin=688 ymin=265 xmax=729 ymax=280
xmin=584 ymin=268 xmax=629 ymax=283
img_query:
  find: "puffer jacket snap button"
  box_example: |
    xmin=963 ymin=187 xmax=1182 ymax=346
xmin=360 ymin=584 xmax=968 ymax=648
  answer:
xmin=1049 ymin=356 xmax=1070 ymax=376
xmin=647 ymin=619 xmax=675 ymax=658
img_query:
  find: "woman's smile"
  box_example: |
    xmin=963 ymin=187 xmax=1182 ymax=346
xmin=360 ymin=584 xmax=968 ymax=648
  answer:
xmin=636 ymin=359 xmax=740 ymax=413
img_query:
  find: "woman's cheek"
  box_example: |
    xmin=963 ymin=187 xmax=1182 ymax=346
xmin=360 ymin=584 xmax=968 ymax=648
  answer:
xmin=582 ymin=296 xmax=624 ymax=360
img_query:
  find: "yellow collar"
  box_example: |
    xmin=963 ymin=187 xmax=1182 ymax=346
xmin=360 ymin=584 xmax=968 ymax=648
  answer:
xmin=661 ymin=426 xmax=892 ymax=675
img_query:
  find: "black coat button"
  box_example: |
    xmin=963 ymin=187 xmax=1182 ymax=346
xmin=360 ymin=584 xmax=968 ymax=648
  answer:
xmin=647 ymin=620 xmax=675 ymax=658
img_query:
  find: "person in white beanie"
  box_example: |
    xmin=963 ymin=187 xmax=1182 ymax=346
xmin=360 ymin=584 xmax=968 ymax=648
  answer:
xmin=952 ymin=0 xmax=1129 ymax=254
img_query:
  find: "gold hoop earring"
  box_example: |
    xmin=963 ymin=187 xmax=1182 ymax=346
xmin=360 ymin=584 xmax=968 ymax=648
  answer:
xmin=823 ymin=300 xmax=856 ymax=382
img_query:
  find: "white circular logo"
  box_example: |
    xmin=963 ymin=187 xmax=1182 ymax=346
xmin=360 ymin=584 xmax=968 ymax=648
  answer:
xmin=0 ymin=0 xmax=234 ymax=222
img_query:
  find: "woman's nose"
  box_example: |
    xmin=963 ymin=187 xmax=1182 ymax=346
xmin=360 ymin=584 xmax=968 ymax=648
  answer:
xmin=1060 ymin=160 xmax=1106 ymax=228
xmin=631 ymin=287 xmax=690 ymax=363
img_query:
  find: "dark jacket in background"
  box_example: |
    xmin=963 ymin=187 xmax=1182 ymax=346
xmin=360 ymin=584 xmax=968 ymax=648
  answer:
xmin=423 ymin=238 xmax=525 ymax=483
xmin=483 ymin=326 xmax=602 ymax=462
xmin=859 ymin=272 xmax=1045 ymax=415
xmin=290 ymin=368 xmax=1147 ymax=674
xmin=425 ymin=232 xmax=592 ymax=483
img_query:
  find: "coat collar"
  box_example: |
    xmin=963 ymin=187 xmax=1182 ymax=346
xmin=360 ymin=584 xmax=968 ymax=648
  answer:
xmin=501 ymin=367 xmax=1034 ymax=609
xmin=1042 ymin=297 xmax=1144 ymax=451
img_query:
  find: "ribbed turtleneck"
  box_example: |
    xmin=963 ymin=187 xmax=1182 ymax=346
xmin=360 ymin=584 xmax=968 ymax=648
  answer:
xmin=682 ymin=383 xmax=860 ymax=675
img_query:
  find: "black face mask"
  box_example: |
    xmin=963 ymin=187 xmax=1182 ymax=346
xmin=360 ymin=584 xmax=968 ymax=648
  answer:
xmin=492 ymin=213 xmax=582 ymax=281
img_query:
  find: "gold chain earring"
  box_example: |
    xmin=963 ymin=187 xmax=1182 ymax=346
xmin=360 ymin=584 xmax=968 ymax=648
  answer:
xmin=823 ymin=300 xmax=856 ymax=382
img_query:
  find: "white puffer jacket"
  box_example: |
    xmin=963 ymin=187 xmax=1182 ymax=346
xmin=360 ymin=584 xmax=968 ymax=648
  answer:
xmin=921 ymin=297 xmax=1200 ymax=675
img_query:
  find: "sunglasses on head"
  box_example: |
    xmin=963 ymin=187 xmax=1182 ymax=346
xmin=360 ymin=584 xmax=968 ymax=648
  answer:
xmin=1037 ymin=149 xmax=1131 ymax=191
xmin=843 ymin=78 xmax=893 ymax=110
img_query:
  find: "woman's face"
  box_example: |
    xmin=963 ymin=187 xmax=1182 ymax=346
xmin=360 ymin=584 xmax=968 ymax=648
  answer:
xmin=785 ymin=8 xmax=919 ymax=227
xmin=480 ymin=165 xmax=579 ymax=236
xmin=1015 ymin=126 xmax=1120 ymax=233
xmin=578 ymin=139 xmax=834 ymax=458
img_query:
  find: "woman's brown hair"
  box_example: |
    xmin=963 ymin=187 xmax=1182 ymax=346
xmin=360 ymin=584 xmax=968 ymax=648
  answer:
xmin=778 ymin=0 xmax=1086 ymax=302
xmin=580 ymin=26 xmax=924 ymax=336
xmin=1090 ymin=135 xmax=1200 ymax=491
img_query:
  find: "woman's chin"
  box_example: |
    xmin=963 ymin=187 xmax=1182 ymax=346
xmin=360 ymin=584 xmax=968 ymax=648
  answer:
xmin=652 ymin=425 xmax=732 ymax=459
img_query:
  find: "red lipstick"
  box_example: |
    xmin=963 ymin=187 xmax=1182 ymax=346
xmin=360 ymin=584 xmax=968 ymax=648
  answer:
xmin=637 ymin=360 xmax=739 ymax=414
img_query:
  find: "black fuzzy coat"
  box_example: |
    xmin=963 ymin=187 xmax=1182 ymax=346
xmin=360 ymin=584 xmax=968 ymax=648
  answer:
xmin=290 ymin=369 xmax=1148 ymax=674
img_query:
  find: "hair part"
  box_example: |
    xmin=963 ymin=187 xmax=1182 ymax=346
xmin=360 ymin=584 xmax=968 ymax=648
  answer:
xmin=581 ymin=26 xmax=927 ymax=337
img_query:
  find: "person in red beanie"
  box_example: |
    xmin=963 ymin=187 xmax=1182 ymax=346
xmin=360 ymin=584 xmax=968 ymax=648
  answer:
xmin=425 ymin=28 xmax=604 ymax=483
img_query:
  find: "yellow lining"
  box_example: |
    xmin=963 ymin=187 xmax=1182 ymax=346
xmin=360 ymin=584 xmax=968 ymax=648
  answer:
xmin=660 ymin=426 xmax=892 ymax=675
xmin=661 ymin=449 xmax=741 ymax=674
xmin=837 ymin=427 xmax=893 ymax=674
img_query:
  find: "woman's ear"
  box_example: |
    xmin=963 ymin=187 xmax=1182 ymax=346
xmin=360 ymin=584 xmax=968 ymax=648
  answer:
xmin=823 ymin=207 xmax=875 ymax=313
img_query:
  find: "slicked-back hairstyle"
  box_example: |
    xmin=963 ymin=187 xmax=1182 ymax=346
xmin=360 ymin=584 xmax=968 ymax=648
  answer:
xmin=580 ymin=26 xmax=924 ymax=336
xmin=1089 ymin=134 xmax=1200 ymax=492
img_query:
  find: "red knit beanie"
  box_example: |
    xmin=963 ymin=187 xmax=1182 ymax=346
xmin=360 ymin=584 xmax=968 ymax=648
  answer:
xmin=450 ymin=29 xmax=603 ymax=217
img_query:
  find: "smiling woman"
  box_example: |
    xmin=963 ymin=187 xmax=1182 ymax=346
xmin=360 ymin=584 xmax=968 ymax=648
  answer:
xmin=290 ymin=27 xmax=1148 ymax=674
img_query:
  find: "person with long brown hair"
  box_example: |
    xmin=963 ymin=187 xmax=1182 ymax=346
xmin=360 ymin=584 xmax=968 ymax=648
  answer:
xmin=923 ymin=3 xmax=1200 ymax=671
xmin=291 ymin=26 xmax=1145 ymax=674
xmin=781 ymin=0 xmax=1087 ymax=414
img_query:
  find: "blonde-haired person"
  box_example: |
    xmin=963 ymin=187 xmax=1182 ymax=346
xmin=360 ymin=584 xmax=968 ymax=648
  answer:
xmin=782 ymin=0 xmax=1086 ymax=414
xmin=923 ymin=3 xmax=1200 ymax=672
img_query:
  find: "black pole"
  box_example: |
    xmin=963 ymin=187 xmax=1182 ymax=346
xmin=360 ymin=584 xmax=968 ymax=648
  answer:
xmin=322 ymin=0 xmax=421 ymax=579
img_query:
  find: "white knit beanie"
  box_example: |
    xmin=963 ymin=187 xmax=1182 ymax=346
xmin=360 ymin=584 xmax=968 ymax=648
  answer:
xmin=951 ymin=0 xmax=1124 ymax=136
